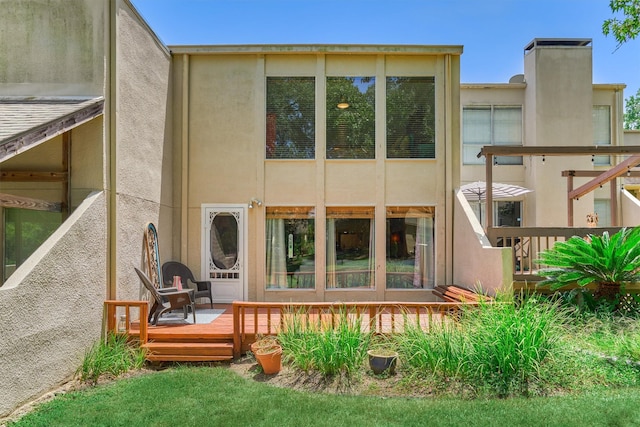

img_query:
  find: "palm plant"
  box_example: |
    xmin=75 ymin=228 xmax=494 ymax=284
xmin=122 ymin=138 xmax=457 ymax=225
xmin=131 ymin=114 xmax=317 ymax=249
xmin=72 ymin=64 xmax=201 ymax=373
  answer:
xmin=535 ymin=227 xmax=640 ymax=302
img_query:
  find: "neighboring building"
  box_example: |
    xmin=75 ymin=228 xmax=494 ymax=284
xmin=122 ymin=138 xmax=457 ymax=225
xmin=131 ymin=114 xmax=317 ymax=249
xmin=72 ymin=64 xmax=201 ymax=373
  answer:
xmin=461 ymin=38 xmax=628 ymax=229
xmin=0 ymin=0 xmax=637 ymax=418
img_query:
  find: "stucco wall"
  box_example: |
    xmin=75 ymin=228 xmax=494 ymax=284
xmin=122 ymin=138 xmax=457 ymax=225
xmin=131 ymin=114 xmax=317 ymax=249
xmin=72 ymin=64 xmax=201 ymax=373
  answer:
xmin=621 ymin=189 xmax=640 ymax=227
xmin=0 ymin=192 xmax=107 ymax=418
xmin=524 ymin=43 xmax=594 ymax=227
xmin=0 ymin=0 xmax=105 ymax=96
xmin=178 ymin=49 xmax=460 ymax=301
xmin=113 ymin=0 xmax=173 ymax=299
xmin=453 ymin=190 xmax=511 ymax=295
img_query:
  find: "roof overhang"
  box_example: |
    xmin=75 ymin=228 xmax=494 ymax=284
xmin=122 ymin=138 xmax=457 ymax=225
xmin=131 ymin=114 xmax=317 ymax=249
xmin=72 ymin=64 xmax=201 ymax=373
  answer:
xmin=169 ymin=44 xmax=463 ymax=56
xmin=0 ymin=97 xmax=104 ymax=163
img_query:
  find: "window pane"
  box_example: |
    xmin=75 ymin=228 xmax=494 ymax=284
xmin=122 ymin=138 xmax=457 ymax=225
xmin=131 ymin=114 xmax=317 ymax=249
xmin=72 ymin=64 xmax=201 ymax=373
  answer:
xmin=266 ymin=207 xmax=315 ymax=289
xmin=386 ymin=207 xmax=434 ymax=289
xmin=266 ymin=77 xmax=315 ymax=159
xmin=462 ymin=107 xmax=490 ymax=165
xmin=495 ymin=201 xmax=521 ymax=227
xmin=3 ymin=208 xmax=62 ymax=284
xmin=386 ymin=77 xmax=435 ymax=159
xmin=593 ymin=105 xmax=611 ymax=166
xmin=493 ymin=106 xmax=522 ymax=165
xmin=594 ymin=199 xmax=610 ymax=226
xmin=326 ymin=77 xmax=375 ymax=159
xmin=463 ymin=107 xmax=491 ymax=144
xmin=326 ymin=207 xmax=374 ymax=289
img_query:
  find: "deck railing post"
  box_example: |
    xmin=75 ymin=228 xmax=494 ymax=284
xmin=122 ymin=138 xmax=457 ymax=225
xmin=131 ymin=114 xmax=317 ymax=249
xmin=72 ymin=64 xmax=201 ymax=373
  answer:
xmin=232 ymin=302 xmax=241 ymax=359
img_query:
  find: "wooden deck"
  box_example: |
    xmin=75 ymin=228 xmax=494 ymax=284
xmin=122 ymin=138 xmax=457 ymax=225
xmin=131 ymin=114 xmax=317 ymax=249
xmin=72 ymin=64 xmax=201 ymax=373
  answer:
xmin=104 ymin=298 xmax=478 ymax=363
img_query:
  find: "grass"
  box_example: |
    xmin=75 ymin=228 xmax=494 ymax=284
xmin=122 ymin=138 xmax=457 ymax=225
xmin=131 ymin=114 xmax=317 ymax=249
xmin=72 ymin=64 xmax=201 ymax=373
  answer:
xmin=9 ymin=367 xmax=640 ymax=427
xmin=10 ymin=298 xmax=640 ymax=425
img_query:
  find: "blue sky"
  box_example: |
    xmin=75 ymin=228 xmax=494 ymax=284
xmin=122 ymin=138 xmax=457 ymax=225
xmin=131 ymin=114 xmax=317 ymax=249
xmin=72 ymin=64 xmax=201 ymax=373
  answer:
xmin=131 ymin=0 xmax=639 ymax=100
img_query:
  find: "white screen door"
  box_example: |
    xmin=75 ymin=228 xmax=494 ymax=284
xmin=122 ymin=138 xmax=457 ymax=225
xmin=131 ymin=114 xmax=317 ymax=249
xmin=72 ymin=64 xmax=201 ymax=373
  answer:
xmin=202 ymin=204 xmax=247 ymax=302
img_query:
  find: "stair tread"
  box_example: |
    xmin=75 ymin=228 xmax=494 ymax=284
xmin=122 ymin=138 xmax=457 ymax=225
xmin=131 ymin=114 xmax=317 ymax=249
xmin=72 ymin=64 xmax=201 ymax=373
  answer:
xmin=143 ymin=342 xmax=233 ymax=348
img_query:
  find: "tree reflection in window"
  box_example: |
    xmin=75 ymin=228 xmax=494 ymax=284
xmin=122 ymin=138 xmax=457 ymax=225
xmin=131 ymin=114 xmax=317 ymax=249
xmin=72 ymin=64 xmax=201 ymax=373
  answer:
xmin=386 ymin=77 xmax=435 ymax=159
xmin=326 ymin=77 xmax=375 ymax=159
xmin=266 ymin=77 xmax=315 ymax=159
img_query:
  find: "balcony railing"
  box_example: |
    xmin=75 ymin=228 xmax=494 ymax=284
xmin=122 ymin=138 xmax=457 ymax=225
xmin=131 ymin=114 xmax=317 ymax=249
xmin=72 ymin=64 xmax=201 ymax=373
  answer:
xmin=486 ymin=226 xmax=623 ymax=281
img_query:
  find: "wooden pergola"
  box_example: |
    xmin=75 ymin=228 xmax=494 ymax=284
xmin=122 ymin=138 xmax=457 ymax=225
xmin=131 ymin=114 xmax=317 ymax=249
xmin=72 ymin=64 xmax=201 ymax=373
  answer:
xmin=477 ymin=145 xmax=640 ymax=229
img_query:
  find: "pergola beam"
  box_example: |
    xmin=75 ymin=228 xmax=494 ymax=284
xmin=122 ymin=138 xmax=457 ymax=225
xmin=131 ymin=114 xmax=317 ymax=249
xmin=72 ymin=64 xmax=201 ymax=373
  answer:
xmin=477 ymin=145 xmax=640 ymax=229
xmin=479 ymin=145 xmax=640 ymax=157
xmin=568 ymin=154 xmax=640 ymax=200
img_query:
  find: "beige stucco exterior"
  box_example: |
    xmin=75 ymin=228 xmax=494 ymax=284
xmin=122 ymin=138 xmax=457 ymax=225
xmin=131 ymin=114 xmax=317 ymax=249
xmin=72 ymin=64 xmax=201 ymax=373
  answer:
xmin=170 ymin=47 xmax=461 ymax=303
xmin=461 ymin=40 xmax=629 ymax=230
xmin=0 ymin=1 xmax=638 ymax=420
xmin=0 ymin=0 xmax=172 ymax=417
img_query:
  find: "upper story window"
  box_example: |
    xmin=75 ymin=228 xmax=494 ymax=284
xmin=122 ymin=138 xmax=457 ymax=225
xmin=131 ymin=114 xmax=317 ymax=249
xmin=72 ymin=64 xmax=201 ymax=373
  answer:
xmin=593 ymin=105 xmax=611 ymax=166
xmin=326 ymin=77 xmax=375 ymax=159
xmin=266 ymin=77 xmax=315 ymax=159
xmin=386 ymin=77 xmax=436 ymax=159
xmin=463 ymin=106 xmax=522 ymax=165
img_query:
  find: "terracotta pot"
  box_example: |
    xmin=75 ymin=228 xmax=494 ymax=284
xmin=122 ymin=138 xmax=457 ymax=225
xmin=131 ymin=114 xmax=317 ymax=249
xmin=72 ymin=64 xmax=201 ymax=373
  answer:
xmin=367 ymin=349 xmax=398 ymax=375
xmin=254 ymin=346 xmax=282 ymax=375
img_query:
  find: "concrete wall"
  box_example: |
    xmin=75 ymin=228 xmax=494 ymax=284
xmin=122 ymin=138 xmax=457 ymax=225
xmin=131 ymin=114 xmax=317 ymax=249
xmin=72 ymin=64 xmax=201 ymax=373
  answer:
xmin=0 ymin=0 xmax=105 ymax=96
xmin=113 ymin=0 xmax=173 ymax=300
xmin=174 ymin=48 xmax=460 ymax=301
xmin=0 ymin=192 xmax=107 ymax=418
xmin=453 ymin=190 xmax=511 ymax=295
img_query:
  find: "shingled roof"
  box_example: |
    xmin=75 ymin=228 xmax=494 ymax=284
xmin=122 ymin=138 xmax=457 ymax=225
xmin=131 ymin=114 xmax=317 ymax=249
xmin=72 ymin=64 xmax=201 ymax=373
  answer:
xmin=0 ymin=97 xmax=104 ymax=162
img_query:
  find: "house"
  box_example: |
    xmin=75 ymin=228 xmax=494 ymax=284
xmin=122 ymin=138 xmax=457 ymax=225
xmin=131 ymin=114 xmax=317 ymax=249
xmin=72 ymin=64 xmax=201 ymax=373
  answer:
xmin=0 ymin=0 xmax=637 ymax=418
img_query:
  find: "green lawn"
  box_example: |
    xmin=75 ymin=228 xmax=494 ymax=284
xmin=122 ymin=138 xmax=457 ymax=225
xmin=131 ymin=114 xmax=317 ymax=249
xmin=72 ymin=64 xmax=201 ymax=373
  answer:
xmin=9 ymin=367 xmax=640 ymax=427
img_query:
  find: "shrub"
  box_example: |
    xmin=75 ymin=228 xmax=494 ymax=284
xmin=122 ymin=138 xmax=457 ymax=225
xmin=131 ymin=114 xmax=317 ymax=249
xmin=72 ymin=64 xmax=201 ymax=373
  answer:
xmin=77 ymin=332 xmax=146 ymax=384
xmin=397 ymin=295 xmax=568 ymax=397
xmin=278 ymin=306 xmax=371 ymax=376
xmin=535 ymin=227 xmax=640 ymax=308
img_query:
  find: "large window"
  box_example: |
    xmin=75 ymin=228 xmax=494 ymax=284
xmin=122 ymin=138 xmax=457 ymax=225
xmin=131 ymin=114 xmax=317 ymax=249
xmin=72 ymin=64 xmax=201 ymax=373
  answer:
xmin=326 ymin=77 xmax=375 ymax=159
xmin=326 ymin=207 xmax=374 ymax=289
xmin=266 ymin=77 xmax=315 ymax=159
xmin=593 ymin=105 xmax=611 ymax=166
xmin=463 ymin=106 xmax=522 ymax=165
xmin=265 ymin=207 xmax=315 ymax=289
xmin=386 ymin=77 xmax=436 ymax=158
xmin=386 ymin=207 xmax=434 ymax=289
xmin=3 ymin=208 xmax=62 ymax=283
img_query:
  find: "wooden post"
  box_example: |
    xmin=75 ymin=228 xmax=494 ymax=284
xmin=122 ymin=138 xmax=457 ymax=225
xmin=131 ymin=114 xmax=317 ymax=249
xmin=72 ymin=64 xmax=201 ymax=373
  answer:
xmin=567 ymin=172 xmax=574 ymax=226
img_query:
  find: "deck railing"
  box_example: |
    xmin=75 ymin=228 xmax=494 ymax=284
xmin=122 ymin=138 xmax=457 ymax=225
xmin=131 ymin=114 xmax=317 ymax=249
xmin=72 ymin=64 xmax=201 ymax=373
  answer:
xmin=231 ymin=301 xmax=476 ymax=358
xmin=487 ymin=226 xmax=623 ymax=281
xmin=104 ymin=300 xmax=149 ymax=344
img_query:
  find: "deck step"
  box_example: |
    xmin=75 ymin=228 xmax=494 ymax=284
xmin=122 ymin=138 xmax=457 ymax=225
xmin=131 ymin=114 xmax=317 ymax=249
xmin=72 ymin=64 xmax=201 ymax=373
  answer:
xmin=142 ymin=342 xmax=234 ymax=362
xmin=434 ymin=285 xmax=489 ymax=303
